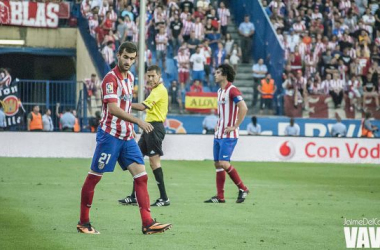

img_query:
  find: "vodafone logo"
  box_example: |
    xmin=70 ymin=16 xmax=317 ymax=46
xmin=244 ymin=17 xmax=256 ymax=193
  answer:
xmin=277 ymin=141 xmax=296 ymax=160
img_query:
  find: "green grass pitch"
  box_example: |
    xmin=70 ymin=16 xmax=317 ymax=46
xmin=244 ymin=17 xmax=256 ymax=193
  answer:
xmin=0 ymin=158 xmax=379 ymax=250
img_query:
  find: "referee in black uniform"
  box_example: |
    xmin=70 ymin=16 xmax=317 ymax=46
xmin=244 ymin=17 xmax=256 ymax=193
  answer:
xmin=119 ymin=65 xmax=170 ymax=206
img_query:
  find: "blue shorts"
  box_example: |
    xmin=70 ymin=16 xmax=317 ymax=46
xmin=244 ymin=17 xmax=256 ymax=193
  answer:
xmin=213 ymin=138 xmax=238 ymax=162
xmin=192 ymin=70 xmax=205 ymax=81
xmin=90 ymin=128 xmax=144 ymax=173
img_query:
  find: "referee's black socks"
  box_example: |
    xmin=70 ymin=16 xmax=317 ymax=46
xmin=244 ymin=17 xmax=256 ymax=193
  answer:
xmin=153 ymin=167 xmax=168 ymax=200
xmin=130 ymin=181 xmax=136 ymax=199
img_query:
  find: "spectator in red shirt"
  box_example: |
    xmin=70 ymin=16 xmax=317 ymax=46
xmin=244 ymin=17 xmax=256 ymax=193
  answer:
xmin=190 ymin=79 xmax=203 ymax=93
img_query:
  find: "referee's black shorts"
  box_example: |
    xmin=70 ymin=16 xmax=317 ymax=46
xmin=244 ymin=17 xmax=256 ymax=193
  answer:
xmin=138 ymin=122 xmax=165 ymax=157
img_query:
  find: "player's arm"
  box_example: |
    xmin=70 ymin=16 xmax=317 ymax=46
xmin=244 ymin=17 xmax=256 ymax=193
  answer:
xmin=224 ymin=100 xmax=248 ymax=134
xmin=233 ymin=100 xmax=248 ymax=129
xmin=107 ymin=102 xmax=153 ymax=133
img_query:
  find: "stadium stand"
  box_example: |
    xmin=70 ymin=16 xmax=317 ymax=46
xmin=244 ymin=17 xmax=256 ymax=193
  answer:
xmin=263 ymin=0 xmax=380 ymax=119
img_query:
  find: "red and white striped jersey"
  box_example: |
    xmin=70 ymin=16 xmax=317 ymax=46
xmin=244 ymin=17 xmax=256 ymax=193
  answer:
xmin=292 ymin=23 xmax=306 ymax=33
xmin=0 ymin=73 xmax=11 ymax=88
xmin=304 ymin=54 xmax=317 ymax=78
xmin=321 ymin=80 xmax=331 ymax=94
xmin=98 ymin=4 xmax=109 ymax=18
xmin=348 ymin=80 xmax=361 ymax=90
xmin=298 ymin=42 xmax=311 ymax=60
xmin=193 ymin=22 xmax=204 ymax=40
xmin=155 ymin=33 xmax=168 ymax=51
xmin=314 ymin=42 xmax=326 ymax=57
xmin=215 ymin=83 xmax=244 ymax=139
xmin=177 ymin=51 xmax=190 ymax=72
xmin=295 ymin=76 xmax=307 ymax=89
xmin=88 ymin=15 xmax=99 ymax=37
xmin=329 ymin=79 xmax=344 ymax=91
xmin=339 ymin=0 xmax=351 ymax=12
xmin=182 ymin=20 xmax=194 ymax=36
xmin=217 ymin=8 xmax=230 ymax=26
xmin=81 ymin=0 xmax=91 ymax=17
xmin=99 ymin=66 xmax=135 ymax=140
xmin=180 ymin=12 xmax=189 ymax=22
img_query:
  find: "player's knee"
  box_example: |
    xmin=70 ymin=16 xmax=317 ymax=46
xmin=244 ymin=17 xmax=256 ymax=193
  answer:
xmin=214 ymin=162 xmax=226 ymax=168
xmin=218 ymin=161 xmax=230 ymax=170
xmin=89 ymin=170 xmax=103 ymax=176
xmin=128 ymin=163 xmax=146 ymax=176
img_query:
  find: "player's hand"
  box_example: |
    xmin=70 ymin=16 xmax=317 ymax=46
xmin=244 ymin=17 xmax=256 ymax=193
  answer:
xmin=138 ymin=120 xmax=154 ymax=133
xmin=132 ymin=130 xmax=137 ymax=139
xmin=224 ymin=126 xmax=236 ymax=134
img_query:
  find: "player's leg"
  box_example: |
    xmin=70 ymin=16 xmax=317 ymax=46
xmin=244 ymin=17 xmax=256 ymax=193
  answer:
xmin=78 ymin=170 xmax=102 ymax=234
xmin=118 ymin=132 xmax=148 ymax=205
xmin=119 ymin=139 xmax=172 ymax=234
xmin=218 ymin=138 xmax=249 ymax=203
xmin=78 ymin=129 xmax=121 ymax=234
xmin=205 ymin=139 xmax=226 ymax=203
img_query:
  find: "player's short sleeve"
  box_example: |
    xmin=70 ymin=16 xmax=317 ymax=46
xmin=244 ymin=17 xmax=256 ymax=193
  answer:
xmin=142 ymin=86 xmax=163 ymax=109
xmin=101 ymin=74 xmax=118 ymax=104
xmin=230 ymin=87 xmax=244 ymax=104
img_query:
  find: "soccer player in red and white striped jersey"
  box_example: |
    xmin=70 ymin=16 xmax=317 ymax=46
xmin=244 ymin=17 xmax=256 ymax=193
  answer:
xmin=77 ymin=42 xmax=172 ymax=235
xmin=204 ymin=64 xmax=250 ymax=204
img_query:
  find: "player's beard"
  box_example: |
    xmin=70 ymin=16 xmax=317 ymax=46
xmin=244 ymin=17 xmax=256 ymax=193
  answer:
xmin=119 ymin=61 xmax=130 ymax=72
xmin=123 ymin=64 xmax=130 ymax=71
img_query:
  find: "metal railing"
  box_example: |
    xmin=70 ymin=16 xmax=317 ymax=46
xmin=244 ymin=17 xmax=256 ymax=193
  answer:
xmin=17 ymin=79 xmax=77 ymax=130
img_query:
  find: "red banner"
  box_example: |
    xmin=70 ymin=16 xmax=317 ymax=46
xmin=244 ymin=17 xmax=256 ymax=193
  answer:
xmin=0 ymin=0 xmax=69 ymax=28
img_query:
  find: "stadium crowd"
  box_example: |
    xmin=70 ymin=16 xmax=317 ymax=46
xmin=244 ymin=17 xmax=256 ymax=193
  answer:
xmin=264 ymin=0 xmax=380 ymax=113
xmin=80 ymin=0 xmax=244 ymax=112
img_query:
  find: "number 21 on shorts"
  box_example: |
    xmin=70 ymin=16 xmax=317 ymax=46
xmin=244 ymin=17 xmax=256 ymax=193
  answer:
xmin=98 ymin=153 xmax=111 ymax=170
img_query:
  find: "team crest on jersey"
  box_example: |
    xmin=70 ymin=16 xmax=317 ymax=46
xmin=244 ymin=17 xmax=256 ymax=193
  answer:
xmin=98 ymin=162 xmax=105 ymax=170
xmin=106 ymin=82 xmax=113 ymax=94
